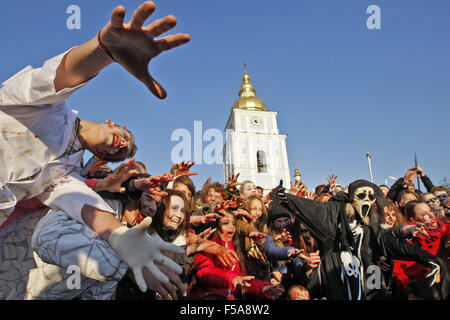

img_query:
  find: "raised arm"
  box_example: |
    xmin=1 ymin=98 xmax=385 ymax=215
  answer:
xmin=54 ymin=1 xmax=190 ymax=98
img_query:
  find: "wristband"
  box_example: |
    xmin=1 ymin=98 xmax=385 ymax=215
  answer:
xmin=98 ymin=29 xmax=117 ymax=62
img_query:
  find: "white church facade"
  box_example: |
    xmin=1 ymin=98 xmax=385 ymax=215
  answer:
xmin=223 ymin=69 xmax=291 ymax=193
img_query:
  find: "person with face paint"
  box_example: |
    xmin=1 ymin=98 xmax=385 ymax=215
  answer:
xmin=190 ymin=212 xmax=283 ymax=300
xmin=272 ymin=179 xmax=449 ymax=300
xmin=25 ymin=169 xmax=184 ymax=300
xmin=133 ymin=189 xmax=220 ymax=300
xmin=239 ymin=181 xmax=259 ymax=200
xmin=264 ymin=205 xmax=319 ymax=291
xmin=190 ymin=182 xmax=228 ymax=235
xmin=432 ymin=187 xmax=450 ymax=217
xmin=392 ymin=201 xmax=450 ymax=299
xmin=0 ymin=1 xmax=191 ymax=300
xmin=231 ymin=196 xmax=271 ymax=285
xmin=420 ymin=192 xmax=446 ymax=220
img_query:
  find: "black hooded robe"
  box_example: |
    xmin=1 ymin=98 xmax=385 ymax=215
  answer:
xmin=271 ymin=183 xmax=448 ymax=300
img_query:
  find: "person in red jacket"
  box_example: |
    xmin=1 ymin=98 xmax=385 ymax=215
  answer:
xmin=190 ymin=212 xmax=284 ymax=300
xmin=393 ymin=200 xmax=450 ymax=299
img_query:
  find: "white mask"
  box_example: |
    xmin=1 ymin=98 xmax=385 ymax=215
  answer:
xmin=351 ymin=186 xmax=376 ymax=220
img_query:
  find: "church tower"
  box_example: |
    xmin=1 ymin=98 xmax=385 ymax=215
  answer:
xmin=223 ymin=65 xmax=291 ymax=193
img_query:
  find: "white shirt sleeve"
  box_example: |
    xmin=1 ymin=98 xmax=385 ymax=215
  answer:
xmin=0 ymin=47 xmax=86 ymax=106
xmin=36 ymin=174 xmax=117 ymax=225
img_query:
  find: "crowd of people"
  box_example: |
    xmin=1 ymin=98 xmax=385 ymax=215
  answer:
xmin=0 ymin=1 xmax=448 ymax=301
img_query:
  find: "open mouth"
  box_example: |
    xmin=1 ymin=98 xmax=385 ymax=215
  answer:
xmin=362 ymin=205 xmax=370 ymax=217
xmin=112 ymin=133 xmax=120 ymax=147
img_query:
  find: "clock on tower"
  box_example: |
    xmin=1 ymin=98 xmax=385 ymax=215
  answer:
xmin=223 ymin=64 xmax=291 ymax=194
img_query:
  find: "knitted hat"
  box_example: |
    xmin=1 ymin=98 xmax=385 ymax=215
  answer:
xmin=268 ymin=204 xmax=292 ymax=223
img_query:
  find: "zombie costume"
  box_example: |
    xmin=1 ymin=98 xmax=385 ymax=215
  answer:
xmin=26 ymin=198 xmax=128 ymax=300
xmin=393 ymin=219 xmax=450 ymax=297
xmin=0 ymin=50 xmax=115 ymax=226
xmin=272 ymin=180 xmax=449 ymax=300
xmin=190 ymin=235 xmax=274 ymax=300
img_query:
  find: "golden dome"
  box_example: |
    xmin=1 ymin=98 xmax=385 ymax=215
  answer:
xmin=231 ymin=72 xmax=267 ymax=111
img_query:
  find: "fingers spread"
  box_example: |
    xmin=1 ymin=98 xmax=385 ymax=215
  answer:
xmin=130 ymin=1 xmax=156 ymax=31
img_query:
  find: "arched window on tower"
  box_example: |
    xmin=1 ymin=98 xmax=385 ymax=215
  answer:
xmin=257 ymin=150 xmax=267 ymax=173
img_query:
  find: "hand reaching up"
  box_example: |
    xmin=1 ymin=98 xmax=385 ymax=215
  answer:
xmin=100 ymin=1 xmax=191 ymax=98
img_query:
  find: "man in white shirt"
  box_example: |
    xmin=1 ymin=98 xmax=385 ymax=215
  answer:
xmin=0 ymin=1 xmax=190 ymax=297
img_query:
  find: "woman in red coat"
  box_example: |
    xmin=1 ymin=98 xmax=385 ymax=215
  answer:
xmin=189 ymin=212 xmax=283 ymax=300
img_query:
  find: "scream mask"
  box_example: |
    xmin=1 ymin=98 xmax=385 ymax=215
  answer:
xmin=351 ymin=186 xmax=376 ymax=221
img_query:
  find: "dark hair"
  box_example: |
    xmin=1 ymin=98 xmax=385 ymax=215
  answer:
xmin=314 ymin=184 xmax=327 ymax=197
xmin=173 ymin=176 xmax=196 ymax=213
xmin=292 ymin=220 xmax=318 ymax=254
xmin=151 ymin=189 xmax=191 ymax=242
xmin=396 ymin=190 xmax=419 ymax=203
xmin=404 ymin=200 xmax=423 ymax=220
xmin=101 ymin=126 xmax=137 ymax=163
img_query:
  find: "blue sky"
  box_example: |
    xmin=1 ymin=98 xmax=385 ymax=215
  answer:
xmin=1 ymin=0 xmax=449 ymax=191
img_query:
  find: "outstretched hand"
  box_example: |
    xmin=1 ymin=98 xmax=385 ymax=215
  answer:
xmin=109 ymin=217 xmax=185 ymax=293
xmin=215 ymin=196 xmax=246 ymax=215
xmin=174 ymin=161 xmax=198 ymax=177
xmin=93 ymin=158 xmax=139 ymax=193
xmin=225 ymin=173 xmax=245 ymax=189
xmin=327 ymin=174 xmax=338 ymax=186
xmin=134 ymin=173 xmax=174 ymax=196
xmin=100 ymin=1 xmax=191 ymax=98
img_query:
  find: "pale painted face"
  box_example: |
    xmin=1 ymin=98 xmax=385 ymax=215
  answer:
xmin=422 ymin=194 xmax=441 ymax=210
xmin=412 ymin=203 xmax=437 ymax=228
xmin=162 ymin=195 xmax=185 ymax=231
xmin=242 ymin=182 xmax=257 ymax=199
xmin=249 ymin=199 xmax=263 ymax=220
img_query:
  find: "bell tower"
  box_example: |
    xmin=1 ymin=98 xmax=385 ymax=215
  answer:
xmin=223 ymin=64 xmax=291 ymax=193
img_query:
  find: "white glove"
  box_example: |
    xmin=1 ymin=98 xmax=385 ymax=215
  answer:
xmin=109 ymin=217 xmax=185 ymax=292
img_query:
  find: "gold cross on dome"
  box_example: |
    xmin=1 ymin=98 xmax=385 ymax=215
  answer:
xmin=241 ymin=61 xmax=248 ymax=74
